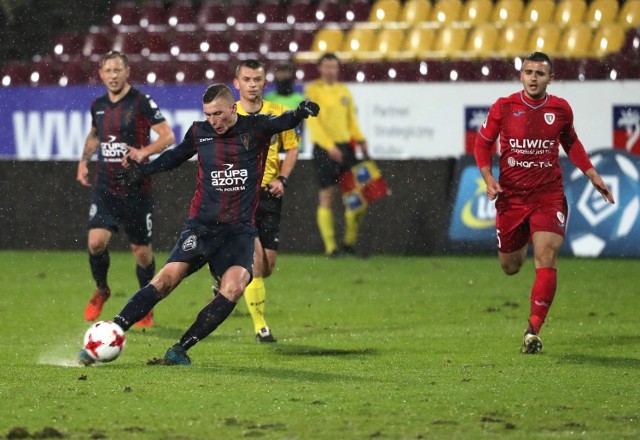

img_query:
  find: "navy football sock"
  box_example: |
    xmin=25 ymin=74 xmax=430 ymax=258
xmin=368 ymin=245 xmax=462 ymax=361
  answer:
xmin=113 ymin=284 xmax=163 ymax=331
xmin=89 ymin=251 xmax=110 ymax=291
xmin=136 ymin=258 xmax=156 ymax=288
xmin=177 ymin=294 xmax=237 ymax=351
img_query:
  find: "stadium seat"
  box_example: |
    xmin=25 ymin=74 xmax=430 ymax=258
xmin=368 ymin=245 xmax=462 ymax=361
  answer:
xmin=295 ymin=27 xmax=344 ymax=62
xmin=459 ymin=0 xmax=493 ymax=26
xmin=605 ymin=52 xmax=640 ymax=79
xmin=372 ymin=28 xmax=405 ymax=60
xmin=339 ymin=27 xmax=378 ymax=61
xmin=139 ymin=2 xmax=167 ymax=31
xmin=201 ymin=31 xmax=232 ymax=60
xmin=256 ymin=1 xmax=288 ymax=29
xmin=175 ymin=60 xmax=207 ymax=83
xmin=554 ymin=0 xmax=587 ymax=28
xmin=618 ymin=0 xmax=640 ymax=28
xmin=82 ymin=29 xmax=114 ymax=59
xmin=389 ymin=25 xmax=436 ymax=60
xmin=557 ymin=23 xmax=593 ymax=57
xmin=496 ymin=23 xmax=530 ymax=57
xmin=442 ymin=59 xmax=481 ymax=81
xmin=142 ymin=31 xmax=171 ymax=61
xmin=429 ymin=25 xmax=468 ymax=58
xmin=344 ymin=0 xmax=373 ymax=24
xmin=110 ymin=2 xmax=140 ymax=31
xmin=584 ymin=0 xmax=619 ymax=28
xmin=259 ymin=29 xmax=294 ymax=60
xmin=290 ymin=28 xmax=316 ymax=53
xmin=228 ymin=29 xmax=261 ymax=57
xmin=294 ymin=62 xmax=320 ymax=81
xmin=478 ymin=58 xmax=519 ymax=81
xmin=60 ymin=58 xmax=94 ymax=85
xmin=368 ymin=0 xmax=402 ymax=26
xmin=315 ymin=0 xmax=347 ymax=26
xmin=198 ymin=2 xmax=228 ymax=31
xmin=464 ymin=24 xmax=499 ymax=58
xmin=226 ymin=3 xmax=258 ymax=28
xmin=621 ymin=27 xmax=640 ymax=55
xmin=491 ymin=0 xmax=524 ymax=26
xmin=113 ymin=32 xmax=144 ymax=58
xmin=591 ymin=23 xmax=626 ymax=57
xmin=551 ymin=57 xmax=580 ymax=79
xmin=1 ymin=61 xmax=30 ymax=86
xmin=430 ymin=0 xmax=463 ymax=24
xmin=286 ymin=1 xmax=316 ymax=26
xmin=171 ymin=32 xmax=201 ymax=61
xmin=167 ymin=1 xmax=197 ymax=32
xmin=145 ymin=61 xmax=177 ymax=85
xmin=29 ymin=58 xmax=62 ymax=85
xmin=342 ymin=62 xmax=388 ymax=82
xmin=522 ymin=0 xmax=555 ymax=26
xmin=528 ymin=23 xmax=561 ymax=54
xmin=399 ymin=0 xmax=432 ymax=26
xmin=575 ymin=57 xmax=609 ymax=80
xmin=52 ymin=33 xmax=83 ymax=60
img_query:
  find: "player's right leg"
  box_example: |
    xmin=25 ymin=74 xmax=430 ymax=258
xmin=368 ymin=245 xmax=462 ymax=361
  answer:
xmin=85 ymin=228 xmax=113 ymax=321
xmin=313 ymin=145 xmax=341 ymax=257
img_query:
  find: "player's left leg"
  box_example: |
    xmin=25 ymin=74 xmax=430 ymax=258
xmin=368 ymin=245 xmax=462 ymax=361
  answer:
xmin=528 ymin=231 xmax=563 ymax=334
xmin=343 ymin=207 xmax=367 ymax=257
xmin=131 ymin=244 xmax=156 ymax=327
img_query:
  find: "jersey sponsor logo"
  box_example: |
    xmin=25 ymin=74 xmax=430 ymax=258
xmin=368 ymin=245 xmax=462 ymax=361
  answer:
xmin=513 ymin=110 xmax=525 ymax=117
xmin=100 ymin=135 xmax=128 ymax=162
xmin=211 ymin=163 xmax=248 ymax=191
xmin=89 ymin=203 xmax=97 ymax=219
xmin=199 ymin=137 xmax=214 ymax=142
xmin=182 ymin=234 xmax=197 ymax=251
xmin=507 ymin=157 xmax=553 ymax=168
xmin=544 ymin=113 xmax=555 ymax=125
xmin=508 ymin=138 xmax=555 ymax=150
xmin=612 ymin=106 xmax=640 ymax=154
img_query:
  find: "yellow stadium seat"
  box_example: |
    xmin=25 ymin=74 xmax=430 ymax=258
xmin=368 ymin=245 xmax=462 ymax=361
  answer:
xmin=464 ymin=23 xmax=499 ymax=57
xmin=294 ymin=27 xmax=344 ymax=63
xmin=592 ymin=23 xmax=626 ymax=56
xmin=491 ymin=0 xmax=524 ymax=25
xmin=375 ymin=27 xmax=405 ymax=59
xmin=496 ymin=22 xmax=531 ymax=57
xmin=369 ymin=0 xmax=402 ymax=25
xmin=399 ymin=0 xmax=432 ymax=26
xmin=585 ymin=0 xmax=619 ymax=28
xmin=459 ymin=0 xmax=493 ymax=26
xmin=619 ymin=0 xmax=640 ymax=28
xmin=558 ymin=23 xmax=593 ymax=57
xmin=428 ymin=25 xmax=468 ymax=58
xmin=528 ymin=23 xmax=561 ymax=54
xmin=389 ymin=25 xmax=437 ymax=59
xmin=430 ymin=0 xmax=462 ymax=24
xmin=522 ymin=0 xmax=556 ymax=27
xmin=339 ymin=27 xmax=378 ymax=60
xmin=554 ymin=0 xmax=587 ymax=28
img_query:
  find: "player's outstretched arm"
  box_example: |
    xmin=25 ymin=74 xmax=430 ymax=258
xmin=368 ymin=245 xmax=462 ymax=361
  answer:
xmin=264 ymin=100 xmax=320 ymax=133
xmin=585 ymin=168 xmax=615 ymax=204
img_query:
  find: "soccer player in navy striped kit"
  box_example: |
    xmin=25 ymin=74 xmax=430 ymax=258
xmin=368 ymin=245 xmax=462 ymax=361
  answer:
xmin=79 ymin=84 xmax=319 ymax=366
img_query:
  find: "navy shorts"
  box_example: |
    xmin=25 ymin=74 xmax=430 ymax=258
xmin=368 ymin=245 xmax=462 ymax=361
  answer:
xmin=88 ymin=189 xmax=153 ymax=245
xmin=166 ymin=220 xmax=256 ymax=283
xmin=255 ymin=189 xmax=283 ymax=251
xmin=313 ymin=143 xmax=359 ymax=189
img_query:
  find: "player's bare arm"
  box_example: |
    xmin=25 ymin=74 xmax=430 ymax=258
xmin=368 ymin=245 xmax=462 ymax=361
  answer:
xmin=480 ymin=166 xmax=503 ymax=201
xmin=77 ymin=127 xmax=100 ymax=187
xmin=585 ymin=168 xmax=615 ymax=204
xmin=268 ymin=146 xmax=299 ymax=197
xmin=122 ymin=121 xmax=175 ymax=165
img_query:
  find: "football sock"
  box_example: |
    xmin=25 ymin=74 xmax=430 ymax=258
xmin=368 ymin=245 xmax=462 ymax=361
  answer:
xmin=317 ymin=206 xmax=336 ymax=254
xmin=529 ymin=267 xmax=557 ymax=334
xmin=136 ymin=258 xmax=156 ymax=288
xmin=177 ymin=293 xmax=237 ymax=351
xmin=89 ymin=251 xmax=110 ymax=291
xmin=113 ymin=284 xmax=163 ymax=331
xmin=344 ymin=208 xmax=366 ymax=247
xmin=244 ymin=277 xmax=267 ymax=333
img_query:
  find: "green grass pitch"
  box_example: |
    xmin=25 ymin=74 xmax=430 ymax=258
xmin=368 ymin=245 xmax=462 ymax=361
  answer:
xmin=1 ymin=250 xmax=638 ymax=439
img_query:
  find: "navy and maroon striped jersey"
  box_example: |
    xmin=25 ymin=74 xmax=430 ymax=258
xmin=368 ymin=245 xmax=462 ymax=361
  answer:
xmin=91 ymin=87 xmax=166 ymax=195
xmin=139 ymin=110 xmax=303 ymax=226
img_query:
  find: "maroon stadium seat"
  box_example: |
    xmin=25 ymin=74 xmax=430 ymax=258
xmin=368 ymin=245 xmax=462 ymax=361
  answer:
xmin=139 ymin=2 xmax=167 ymax=31
xmin=228 ymin=29 xmax=261 ymax=57
xmin=142 ymin=31 xmax=172 ymax=61
xmin=198 ymin=2 xmax=228 ymax=31
xmin=82 ymin=29 xmax=114 ymax=58
xmin=478 ymin=58 xmax=519 ymax=81
xmin=344 ymin=0 xmax=372 ymax=24
xmin=172 ymin=31 xmax=202 ymax=61
xmin=385 ymin=61 xmax=423 ymax=82
xmin=30 ymin=58 xmax=62 ymax=85
xmin=1 ymin=61 xmax=30 ymax=86
xmin=290 ymin=28 xmax=315 ymax=53
xmin=341 ymin=62 xmax=387 ymax=82
xmin=415 ymin=60 xmax=446 ymax=82
xmin=621 ymin=27 xmax=640 ymax=55
xmin=294 ymin=62 xmax=320 ymax=82
xmin=256 ymin=1 xmax=288 ymax=28
xmin=203 ymin=60 xmax=235 ymax=83
xmin=60 ymin=58 xmax=93 ymax=85
xmin=115 ymin=32 xmax=144 ymax=58
xmin=442 ymin=60 xmax=481 ymax=82
xmin=146 ymin=61 xmax=177 ymax=84
xmin=52 ymin=33 xmax=84 ymax=59
xmin=286 ymin=1 xmax=317 ymax=26
xmin=316 ymin=0 xmax=348 ymax=26
xmin=175 ymin=61 xmax=208 ymax=83
xmin=226 ymin=3 xmax=258 ymax=27
xmin=110 ymin=2 xmax=140 ymax=30
xmin=551 ymin=57 xmax=581 ymax=80
xmin=605 ymin=52 xmax=640 ymax=79
xmin=259 ymin=29 xmax=294 ymax=60
xmin=576 ymin=58 xmax=608 ymax=80
xmin=167 ymin=1 xmax=197 ymax=31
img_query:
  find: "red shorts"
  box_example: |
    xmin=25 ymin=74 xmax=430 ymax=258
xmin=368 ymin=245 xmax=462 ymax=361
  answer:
xmin=495 ymin=196 xmax=568 ymax=253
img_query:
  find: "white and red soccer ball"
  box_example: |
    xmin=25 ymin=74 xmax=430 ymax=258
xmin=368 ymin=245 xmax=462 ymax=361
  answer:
xmin=83 ymin=321 xmax=126 ymax=362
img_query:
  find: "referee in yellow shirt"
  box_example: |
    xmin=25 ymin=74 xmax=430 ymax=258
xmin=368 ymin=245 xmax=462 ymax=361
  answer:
xmin=233 ymin=59 xmax=300 ymax=342
xmin=305 ymin=53 xmax=369 ymax=257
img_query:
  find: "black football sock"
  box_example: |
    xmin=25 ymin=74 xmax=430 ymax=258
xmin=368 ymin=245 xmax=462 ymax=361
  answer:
xmin=89 ymin=251 xmax=110 ymax=291
xmin=113 ymin=284 xmax=163 ymax=331
xmin=136 ymin=258 xmax=156 ymax=288
xmin=177 ymin=294 xmax=237 ymax=351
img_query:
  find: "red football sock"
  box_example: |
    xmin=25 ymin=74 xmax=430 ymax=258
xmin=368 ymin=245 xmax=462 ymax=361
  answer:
xmin=529 ymin=267 xmax=557 ymax=334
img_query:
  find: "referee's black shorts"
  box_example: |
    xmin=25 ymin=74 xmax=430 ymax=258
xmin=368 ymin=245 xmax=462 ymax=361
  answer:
xmin=312 ymin=143 xmax=358 ymax=189
xmin=255 ymin=188 xmax=283 ymax=251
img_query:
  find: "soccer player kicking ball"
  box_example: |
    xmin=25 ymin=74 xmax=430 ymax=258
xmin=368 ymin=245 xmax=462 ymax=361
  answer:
xmin=79 ymin=84 xmax=319 ymax=366
xmin=474 ymin=52 xmax=615 ymax=354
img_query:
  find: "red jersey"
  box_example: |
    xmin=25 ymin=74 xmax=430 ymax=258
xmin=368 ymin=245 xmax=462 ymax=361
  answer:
xmin=475 ymin=91 xmax=593 ymax=204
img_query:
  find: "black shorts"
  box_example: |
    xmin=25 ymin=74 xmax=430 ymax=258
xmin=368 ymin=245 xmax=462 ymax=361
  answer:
xmin=88 ymin=189 xmax=153 ymax=245
xmin=313 ymin=143 xmax=359 ymax=189
xmin=255 ymin=189 xmax=283 ymax=251
xmin=166 ymin=220 xmax=257 ymax=283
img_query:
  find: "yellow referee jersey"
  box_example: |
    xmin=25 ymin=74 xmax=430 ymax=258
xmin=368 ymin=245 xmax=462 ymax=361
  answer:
xmin=304 ymin=80 xmax=365 ymax=151
xmin=236 ymin=100 xmax=300 ymax=187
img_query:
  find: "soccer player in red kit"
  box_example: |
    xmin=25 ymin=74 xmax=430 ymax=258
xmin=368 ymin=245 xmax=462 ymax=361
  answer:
xmin=474 ymin=52 xmax=615 ymax=354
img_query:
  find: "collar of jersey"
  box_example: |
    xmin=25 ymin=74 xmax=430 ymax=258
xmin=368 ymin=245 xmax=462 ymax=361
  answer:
xmin=519 ymin=91 xmax=548 ymax=109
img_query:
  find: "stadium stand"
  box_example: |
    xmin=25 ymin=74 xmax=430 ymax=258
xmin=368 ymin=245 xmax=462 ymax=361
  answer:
xmin=2 ymin=0 xmax=640 ymax=86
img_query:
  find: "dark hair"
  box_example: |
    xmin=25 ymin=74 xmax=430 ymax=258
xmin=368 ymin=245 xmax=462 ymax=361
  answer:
xmin=99 ymin=51 xmax=129 ymax=69
xmin=274 ymin=63 xmax=294 ymax=73
xmin=235 ymin=59 xmax=265 ymax=77
xmin=202 ymin=84 xmax=234 ymax=104
xmin=318 ymin=52 xmax=339 ymax=65
xmin=524 ymin=52 xmax=553 ymax=73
